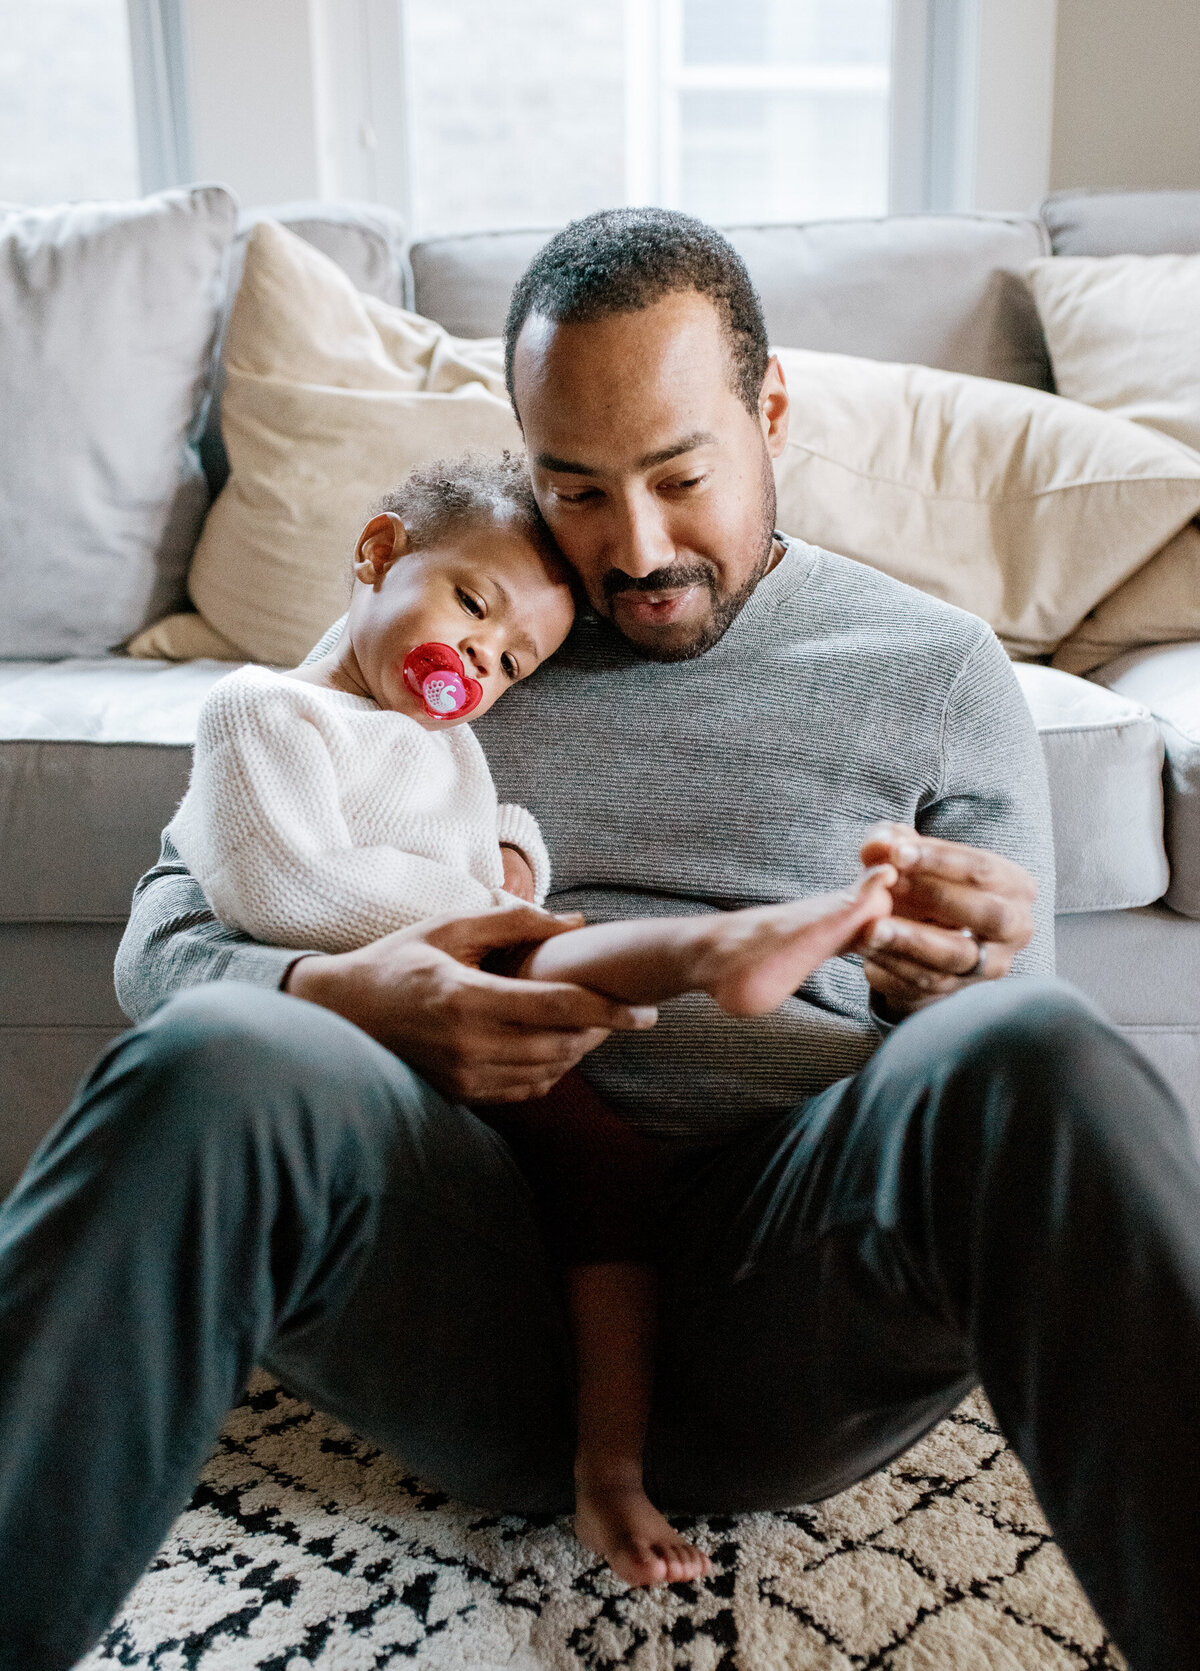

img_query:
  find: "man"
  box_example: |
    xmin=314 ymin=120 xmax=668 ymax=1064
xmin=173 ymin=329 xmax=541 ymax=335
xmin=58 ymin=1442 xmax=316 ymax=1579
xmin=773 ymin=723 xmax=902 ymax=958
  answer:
xmin=2 ymin=209 xmax=1198 ymax=1671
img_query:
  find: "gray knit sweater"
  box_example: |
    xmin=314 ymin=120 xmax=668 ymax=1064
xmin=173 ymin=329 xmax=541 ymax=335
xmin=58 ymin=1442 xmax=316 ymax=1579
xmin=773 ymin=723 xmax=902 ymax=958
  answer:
xmin=116 ymin=538 xmax=1055 ymax=1141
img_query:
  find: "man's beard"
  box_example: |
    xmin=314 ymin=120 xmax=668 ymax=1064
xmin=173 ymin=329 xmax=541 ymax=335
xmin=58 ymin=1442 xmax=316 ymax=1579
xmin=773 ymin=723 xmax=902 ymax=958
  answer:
xmin=599 ymin=457 xmax=778 ymax=663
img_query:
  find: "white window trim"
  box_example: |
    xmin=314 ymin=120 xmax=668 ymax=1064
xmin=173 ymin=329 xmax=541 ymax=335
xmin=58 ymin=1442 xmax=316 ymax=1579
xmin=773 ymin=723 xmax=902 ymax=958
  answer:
xmin=627 ymin=0 xmax=899 ymax=216
xmin=127 ymin=0 xmax=194 ymax=191
xmin=169 ymin=0 xmax=1055 ymax=224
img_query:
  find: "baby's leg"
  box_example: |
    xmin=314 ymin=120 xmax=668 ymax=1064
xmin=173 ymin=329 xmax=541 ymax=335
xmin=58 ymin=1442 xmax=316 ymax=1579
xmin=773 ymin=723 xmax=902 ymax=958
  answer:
xmin=520 ymin=864 xmax=896 ymax=1017
xmin=569 ymin=1263 xmax=711 ymax=1588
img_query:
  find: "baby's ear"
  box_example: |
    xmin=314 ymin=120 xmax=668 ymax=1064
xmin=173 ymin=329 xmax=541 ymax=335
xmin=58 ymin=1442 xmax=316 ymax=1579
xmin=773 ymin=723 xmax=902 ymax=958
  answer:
xmin=353 ymin=513 xmax=411 ymax=586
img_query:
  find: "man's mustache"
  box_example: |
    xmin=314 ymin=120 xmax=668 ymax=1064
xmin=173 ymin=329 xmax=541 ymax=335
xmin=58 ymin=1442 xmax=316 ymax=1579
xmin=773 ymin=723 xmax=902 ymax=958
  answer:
xmin=602 ymin=563 xmax=716 ymax=601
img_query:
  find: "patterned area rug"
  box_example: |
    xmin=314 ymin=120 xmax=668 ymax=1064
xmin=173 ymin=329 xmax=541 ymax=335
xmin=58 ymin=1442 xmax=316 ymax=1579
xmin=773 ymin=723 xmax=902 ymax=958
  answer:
xmin=79 ymin=1373 xmax=1126 ymax=1670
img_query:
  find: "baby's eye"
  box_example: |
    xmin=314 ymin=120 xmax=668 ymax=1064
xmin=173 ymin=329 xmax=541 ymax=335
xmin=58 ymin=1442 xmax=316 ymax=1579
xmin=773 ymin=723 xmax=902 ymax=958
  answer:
xmin=500 ymin=651 xmax=519 ymax=681
xmin=457 ymin=588 xmax=484 ymax=617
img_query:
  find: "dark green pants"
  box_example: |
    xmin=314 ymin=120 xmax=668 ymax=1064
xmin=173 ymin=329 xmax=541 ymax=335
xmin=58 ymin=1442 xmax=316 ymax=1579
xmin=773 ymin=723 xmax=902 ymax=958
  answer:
xmin=1 ymin=978 xmax=1198 ymax=1670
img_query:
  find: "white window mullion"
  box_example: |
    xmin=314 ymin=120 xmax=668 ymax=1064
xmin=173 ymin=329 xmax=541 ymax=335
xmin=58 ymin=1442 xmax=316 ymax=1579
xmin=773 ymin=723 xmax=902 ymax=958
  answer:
xmin=657 ymin=0 xmax=684 ymax=209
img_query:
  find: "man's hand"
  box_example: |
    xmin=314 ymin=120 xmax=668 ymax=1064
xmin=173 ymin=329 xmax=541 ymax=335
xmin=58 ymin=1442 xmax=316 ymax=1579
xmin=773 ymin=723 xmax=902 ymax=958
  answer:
xmin=856 ymin=823 xmax=1037 ymax=1017
xmin=285 ymin=903 xmax=656 ymax=1103
xmin=500 ymin=843 xmax=537 ymax=901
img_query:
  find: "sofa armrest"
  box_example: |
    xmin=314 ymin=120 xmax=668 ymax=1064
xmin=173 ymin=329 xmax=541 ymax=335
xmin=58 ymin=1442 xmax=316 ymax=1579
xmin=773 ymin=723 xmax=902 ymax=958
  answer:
xmin=1093 ymin=642 xmax=1200 ymax=919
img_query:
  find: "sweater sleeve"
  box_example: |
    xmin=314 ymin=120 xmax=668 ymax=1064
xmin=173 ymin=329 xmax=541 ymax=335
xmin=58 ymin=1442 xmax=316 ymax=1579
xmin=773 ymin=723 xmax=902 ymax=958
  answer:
xmin=495 ymin=802 xmax=552 ymax=905
xmin=918 ymin=626 xmax=1057 ymax=977
xmin=167 ymin=677 xmax=503 ymax=955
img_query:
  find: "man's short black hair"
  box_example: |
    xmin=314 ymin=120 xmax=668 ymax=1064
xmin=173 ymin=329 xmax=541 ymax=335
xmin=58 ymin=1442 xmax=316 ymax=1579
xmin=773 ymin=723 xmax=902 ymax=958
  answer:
xmin=503 ymin=207 xmax=770 ymax=416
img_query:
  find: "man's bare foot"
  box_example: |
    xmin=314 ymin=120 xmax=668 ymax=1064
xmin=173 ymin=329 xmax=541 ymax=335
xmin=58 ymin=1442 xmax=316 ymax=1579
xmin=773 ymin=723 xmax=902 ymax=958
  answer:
xmin=701 ymin=865 xmax=897 ymax=1018
xmin=575 ymin=1481 xmax=712 ymax=1588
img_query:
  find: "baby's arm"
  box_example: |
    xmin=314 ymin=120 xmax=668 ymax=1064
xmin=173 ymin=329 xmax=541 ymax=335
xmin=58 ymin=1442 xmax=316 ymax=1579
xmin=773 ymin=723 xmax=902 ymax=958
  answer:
xmin=519 ymin=869 xmax=895 ymax=1019
xmin=169 ymin=679 xmax=503 ymax=955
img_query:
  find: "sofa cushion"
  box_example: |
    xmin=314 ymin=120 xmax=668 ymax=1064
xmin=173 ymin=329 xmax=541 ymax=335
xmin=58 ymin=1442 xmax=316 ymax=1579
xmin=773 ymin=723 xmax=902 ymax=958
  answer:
xmin=1053 ymin=519 xmax=1200 ymax=676
xmin=1042 ymin=189 xmax=1200 ymax=258
xmin=1012 ymin=664 xmax=1168 ymax=913
xmin=1026 ymin=253 xmax=1200 ymax=455
xmin=0 ymin=659 xmax=232 ymax=921
xmin=0 ymin=186 xmax=238 ymax=659
xmin=412 ymin=214 xmax=1052 ymax=388
xmin=1093 ymin=642 xmax=1200 ymax=919
xmin=773 ymin=349 xmax=1200 ymax=660
xmin=199 ymin=200 xmax=414 ymax=498
xmin=0 ymin=655 xmax=1170 ymax=925
xmin=136 ymin=220 xmax=520 ymax=669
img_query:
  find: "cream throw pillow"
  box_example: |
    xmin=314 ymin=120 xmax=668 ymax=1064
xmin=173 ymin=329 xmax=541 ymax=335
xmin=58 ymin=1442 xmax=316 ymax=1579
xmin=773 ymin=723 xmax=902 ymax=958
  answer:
xmin=1025 ymin=254 xmax=1200 ymax=670
xmin=771 ymin=348 xmax=1200 ymax=659
xmin=1053 ymin=518 xmax=1200 ymax=675
xmin=129 ymin=219 xmax=520 ymax=668
xmin=1026 ymin=254 xmax=1200 ymax=454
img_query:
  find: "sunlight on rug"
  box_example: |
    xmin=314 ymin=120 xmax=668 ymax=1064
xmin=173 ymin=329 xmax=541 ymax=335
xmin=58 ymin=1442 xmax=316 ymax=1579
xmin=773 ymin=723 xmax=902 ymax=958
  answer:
xmin=78 ymin=1373 xmax=1127 ymax=1670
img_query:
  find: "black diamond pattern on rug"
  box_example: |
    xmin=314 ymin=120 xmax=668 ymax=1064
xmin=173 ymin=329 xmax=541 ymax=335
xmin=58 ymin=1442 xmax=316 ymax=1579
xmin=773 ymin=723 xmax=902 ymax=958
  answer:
xmin=78 ymin=1373 xmax=1127 ymax=1669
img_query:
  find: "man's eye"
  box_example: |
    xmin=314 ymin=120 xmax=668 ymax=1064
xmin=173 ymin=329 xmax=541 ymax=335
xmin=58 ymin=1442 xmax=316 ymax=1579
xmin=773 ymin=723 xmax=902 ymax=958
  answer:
xmin=672 ymin=474 xmax=707 ymax=491
xmin=556 ymin=487 xmax=599 ymax=505
xmin=500 ymin=652 xmax=519 ymax=680
xmin=457 ymin=589 xmax=484 ymax=616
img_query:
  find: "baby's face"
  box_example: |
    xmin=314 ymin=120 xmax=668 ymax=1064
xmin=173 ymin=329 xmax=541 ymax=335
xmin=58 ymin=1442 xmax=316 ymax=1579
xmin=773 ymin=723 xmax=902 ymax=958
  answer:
xmin=350 ymin=515 xmax=576 ymax=726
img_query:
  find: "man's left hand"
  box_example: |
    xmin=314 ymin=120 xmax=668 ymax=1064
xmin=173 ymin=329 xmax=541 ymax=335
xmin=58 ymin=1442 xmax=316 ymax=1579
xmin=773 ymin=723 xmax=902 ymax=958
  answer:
xmin=857 ymin=823 xmax=1037 ymax=1017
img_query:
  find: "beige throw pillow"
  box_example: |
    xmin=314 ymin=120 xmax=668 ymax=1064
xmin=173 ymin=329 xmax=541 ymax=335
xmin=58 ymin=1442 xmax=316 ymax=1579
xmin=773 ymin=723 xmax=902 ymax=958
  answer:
xmin=129 ymin=219 xmax=520 ymax=668
xmin=1053 ymin=518 xmax=1200 ymax=675
xmin=1026 ymin=254 xmax=1200 ymax=454
xmin=1025 ymin=254 xmax=1200 ymax=670
xmin=771 ymin=348 xmax=1200 ymax=659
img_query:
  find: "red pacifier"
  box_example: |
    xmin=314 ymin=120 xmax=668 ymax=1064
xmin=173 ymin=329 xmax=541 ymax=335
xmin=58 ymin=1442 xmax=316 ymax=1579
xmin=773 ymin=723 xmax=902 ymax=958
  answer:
xmin=402 ymin=642 xmax=483 ymax=720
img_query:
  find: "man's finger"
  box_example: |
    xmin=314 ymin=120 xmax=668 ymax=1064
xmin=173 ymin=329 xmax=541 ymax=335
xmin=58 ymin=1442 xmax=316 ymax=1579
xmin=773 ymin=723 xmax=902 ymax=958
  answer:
xmin=457 ymin=1024 xmax=613 ymax=1068
xmin=863 ymin=915 xmax=1014 ymax=977
xmin=458 ymin=965 xmax=658 ymax=1034
xmin=891 ymin=874 xmax=1032 ymax=946
xmin=860 ymin=957 xmax=948 ymax=1008
xmin=861 ymin=824 xmax=1036 ymax=898
xmin=862 ymin=950 xmax=971 ymax=999
xmin=421 ymin=902 xmax=585 ymax=958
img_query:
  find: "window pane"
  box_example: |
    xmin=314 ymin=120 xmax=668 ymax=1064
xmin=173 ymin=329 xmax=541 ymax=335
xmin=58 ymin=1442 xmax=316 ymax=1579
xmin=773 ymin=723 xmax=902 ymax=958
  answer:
xmin=678 ymin=88 xmax=889 ymax=223
xmin=683 ymin=0 xmax=891 ymax=68
xmin=0 ymin=0 xmax=139 ymax=203
xmin=405 ymin=0 xmax=626 ymax=238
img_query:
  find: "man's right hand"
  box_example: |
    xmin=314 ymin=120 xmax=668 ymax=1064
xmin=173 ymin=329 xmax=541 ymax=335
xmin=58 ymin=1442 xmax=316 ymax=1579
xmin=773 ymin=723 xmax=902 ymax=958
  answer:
xmin=284 ymin=903 xmax=657 ymax=1104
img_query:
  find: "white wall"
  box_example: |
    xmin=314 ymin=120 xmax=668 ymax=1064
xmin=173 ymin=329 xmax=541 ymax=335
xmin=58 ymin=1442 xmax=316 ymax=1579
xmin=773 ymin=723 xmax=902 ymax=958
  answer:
xmin=184 ymin=0 xmax=323 ymax=204
xmin=971 ymin=0 xmax=1057 ymax=211
xmin=1051 ymin=0 xmax=1200 ymax=192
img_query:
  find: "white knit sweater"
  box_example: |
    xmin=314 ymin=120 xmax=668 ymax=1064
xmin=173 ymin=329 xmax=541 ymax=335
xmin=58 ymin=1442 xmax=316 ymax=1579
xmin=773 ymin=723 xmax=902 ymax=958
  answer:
xmin=168 ymin=665 xmax=551 ymax=955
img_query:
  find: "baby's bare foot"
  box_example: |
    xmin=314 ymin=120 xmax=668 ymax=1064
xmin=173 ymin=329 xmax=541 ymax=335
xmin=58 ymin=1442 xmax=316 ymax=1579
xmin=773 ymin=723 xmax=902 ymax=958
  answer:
xmin=704 ymin=865 xmax=897 ymax=1018
xmin=575 ymin=1481 xmax=712 ymax=1588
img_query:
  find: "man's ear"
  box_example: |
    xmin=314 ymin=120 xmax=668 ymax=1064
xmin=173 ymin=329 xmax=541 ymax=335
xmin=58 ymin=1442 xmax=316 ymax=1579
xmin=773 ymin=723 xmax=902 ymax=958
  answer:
xmin=759 ymin=354 xmax=789 ymax=459
xmin=354 ymin=512 xmax=411 ymax=587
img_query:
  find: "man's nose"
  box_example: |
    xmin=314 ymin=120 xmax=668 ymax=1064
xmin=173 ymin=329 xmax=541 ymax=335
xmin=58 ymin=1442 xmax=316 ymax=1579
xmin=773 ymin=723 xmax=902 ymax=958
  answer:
xmin=608 ymin=489 xmax=675 ymax=578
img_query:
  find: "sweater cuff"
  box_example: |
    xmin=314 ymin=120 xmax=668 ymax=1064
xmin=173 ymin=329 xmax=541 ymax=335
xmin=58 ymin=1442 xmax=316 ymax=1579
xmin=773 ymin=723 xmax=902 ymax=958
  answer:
xmin=496 ymin=803 xmax=552 ymax=904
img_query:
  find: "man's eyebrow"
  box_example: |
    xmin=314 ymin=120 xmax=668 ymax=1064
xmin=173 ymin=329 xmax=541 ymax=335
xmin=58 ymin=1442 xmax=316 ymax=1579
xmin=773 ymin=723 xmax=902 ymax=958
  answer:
xmin=534 ymin=430 xmax=717 ymax=476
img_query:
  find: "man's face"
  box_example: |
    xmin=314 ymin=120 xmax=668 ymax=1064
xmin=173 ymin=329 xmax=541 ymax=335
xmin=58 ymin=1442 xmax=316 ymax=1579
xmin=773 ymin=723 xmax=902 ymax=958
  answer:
xmin=511 ymin=291 xmax=790 ymax=660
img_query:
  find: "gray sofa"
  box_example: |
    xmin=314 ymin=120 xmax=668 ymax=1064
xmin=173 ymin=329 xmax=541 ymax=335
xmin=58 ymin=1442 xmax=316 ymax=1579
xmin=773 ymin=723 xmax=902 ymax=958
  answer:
xmin=3 ymin=187 xmax=1199 ymax=1196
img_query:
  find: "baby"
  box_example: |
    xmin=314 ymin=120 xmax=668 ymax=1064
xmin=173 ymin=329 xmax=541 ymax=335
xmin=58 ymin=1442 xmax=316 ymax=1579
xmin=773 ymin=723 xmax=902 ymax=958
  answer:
xmin=169 ymin=453 xmax=896 ymax=1589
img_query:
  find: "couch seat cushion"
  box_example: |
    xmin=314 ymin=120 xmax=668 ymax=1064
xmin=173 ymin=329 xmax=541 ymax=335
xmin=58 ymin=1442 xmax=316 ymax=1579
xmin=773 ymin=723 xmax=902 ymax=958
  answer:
xmin=0 ymin=658 xmax=236 ymax=921
xmin=1093 ymin=641 xmax=1200 ymax=919
xmin=1012 ymin=664 xmax=1167 ymax=913
xmin=2 ymin=655 xmax=1173 ymax=926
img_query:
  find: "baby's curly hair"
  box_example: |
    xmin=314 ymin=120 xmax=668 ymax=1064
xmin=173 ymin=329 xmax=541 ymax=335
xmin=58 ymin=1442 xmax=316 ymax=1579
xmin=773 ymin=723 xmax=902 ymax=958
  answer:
xmin=372 ymin=451 xmax=562 ymax=567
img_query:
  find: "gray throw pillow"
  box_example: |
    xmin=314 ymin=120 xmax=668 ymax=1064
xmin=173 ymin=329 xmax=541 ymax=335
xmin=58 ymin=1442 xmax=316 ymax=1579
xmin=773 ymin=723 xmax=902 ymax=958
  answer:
xmin=0 ymin=185 xmax=237 ymax=658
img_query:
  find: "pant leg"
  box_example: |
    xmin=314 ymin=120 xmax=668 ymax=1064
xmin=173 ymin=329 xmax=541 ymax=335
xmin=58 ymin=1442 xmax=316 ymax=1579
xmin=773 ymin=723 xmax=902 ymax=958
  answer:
xmin=0 ymin=984 xmax=574 ymax=1671
xmin=646 ymin=978 xmax=1200 ymax=1671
